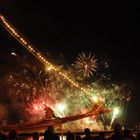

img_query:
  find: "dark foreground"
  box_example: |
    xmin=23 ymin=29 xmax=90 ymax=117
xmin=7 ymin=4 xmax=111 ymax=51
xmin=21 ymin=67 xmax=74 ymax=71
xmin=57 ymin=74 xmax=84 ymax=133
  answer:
xmin=12 ymin=130 xmax=140 ymax=140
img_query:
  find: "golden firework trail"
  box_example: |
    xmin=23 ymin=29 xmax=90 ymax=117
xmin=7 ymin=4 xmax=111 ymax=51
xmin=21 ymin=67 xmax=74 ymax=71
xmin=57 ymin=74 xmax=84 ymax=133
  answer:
xmin=0 ymin=15 xmax=91 ymax=99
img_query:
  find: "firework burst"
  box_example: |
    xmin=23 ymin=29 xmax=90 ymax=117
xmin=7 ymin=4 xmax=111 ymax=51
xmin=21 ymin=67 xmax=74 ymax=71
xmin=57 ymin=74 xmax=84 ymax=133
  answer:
xmin=0 ymin=15 xmax=132 ymax=131
xmin=0 ymin=53 xmax=131 ymax=129
xmin=73 ymin=52 xmax=97 ymax=78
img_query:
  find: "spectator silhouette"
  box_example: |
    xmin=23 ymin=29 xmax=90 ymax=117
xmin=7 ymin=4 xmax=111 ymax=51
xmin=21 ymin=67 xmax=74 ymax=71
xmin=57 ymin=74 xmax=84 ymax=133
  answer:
xmin=76 ymin=135 xmax=81 ymax=140
xmin=0 ymin=130 xmax=6 ymax=140
xmin=82 ymin=128 xmax=93 ymax=140
xmin=66 ymin=131 xmax=74 ymax=140
xmin=124 ymin=129 xmax=134 ymax=140
xmin=137 ymin=132 xmax=140 ymax=140
xmin=8 ymin=129 xmax=18 ymax=140
xmin=110 ymin=123 xmax=124 ymax=140
xmin=99 ymin=132 xmax=106 ymax=140
xmin=94 ymin=135 xmax=102 ymax=140
xmin=33 ymin=132 xmax=39 ymax=140
xmin=44 ymin=125 xmax=60 ymax=140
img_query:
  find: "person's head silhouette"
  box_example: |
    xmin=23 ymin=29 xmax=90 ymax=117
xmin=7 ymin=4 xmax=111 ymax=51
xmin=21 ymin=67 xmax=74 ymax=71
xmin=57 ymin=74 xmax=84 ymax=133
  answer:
xmin=84 ymin=128 xmax=91 ymax=136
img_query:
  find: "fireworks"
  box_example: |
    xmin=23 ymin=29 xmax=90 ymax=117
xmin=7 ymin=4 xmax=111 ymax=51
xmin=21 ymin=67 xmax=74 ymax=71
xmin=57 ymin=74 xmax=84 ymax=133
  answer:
xmin=73 ymin=52 xmax=97 ymax=78
xmin=0 ymin=15 xmax=89 ymax=95
xmin=0 ymin=54 xmax=128 ymax=128
xmin=0 ymin=15 xmax=131 ymax=131
xmin=109 ymin=107 xmax=120 ymax=129
xmin=0 ymin=53 xmax=130 ymax=130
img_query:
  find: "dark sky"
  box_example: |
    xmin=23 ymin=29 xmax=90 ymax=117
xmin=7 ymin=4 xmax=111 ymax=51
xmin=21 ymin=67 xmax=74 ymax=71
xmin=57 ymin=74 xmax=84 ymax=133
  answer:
xmin=0 ymin=1 xmax=140 ymax=126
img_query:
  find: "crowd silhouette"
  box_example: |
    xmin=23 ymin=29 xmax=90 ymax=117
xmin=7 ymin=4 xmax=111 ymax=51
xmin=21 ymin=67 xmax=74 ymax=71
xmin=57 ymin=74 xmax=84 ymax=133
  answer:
xmin=0 ymin=124 xmax=140 ymax=140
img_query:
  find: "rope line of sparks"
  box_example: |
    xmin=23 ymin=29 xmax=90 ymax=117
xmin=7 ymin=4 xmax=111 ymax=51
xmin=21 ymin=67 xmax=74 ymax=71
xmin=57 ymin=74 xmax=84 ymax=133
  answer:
xmin=0 ymin=15 xmax=88 ymax=94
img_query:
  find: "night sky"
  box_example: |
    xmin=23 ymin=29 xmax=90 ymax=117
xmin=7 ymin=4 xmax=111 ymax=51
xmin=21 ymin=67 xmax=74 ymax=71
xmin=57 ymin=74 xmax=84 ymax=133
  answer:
xmin=0 ymin=1 xmax=140 ymax=126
